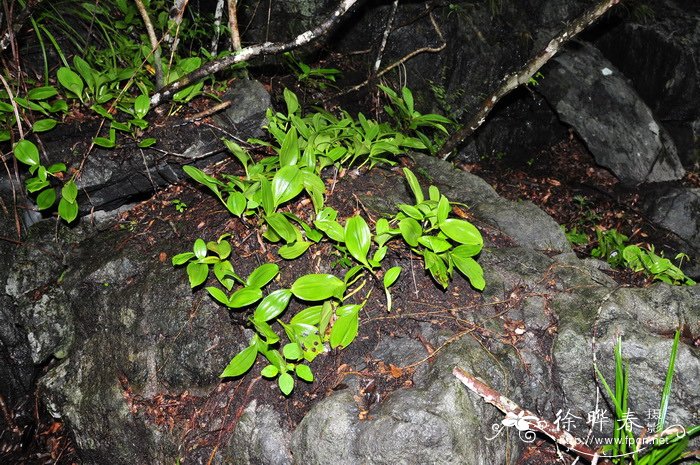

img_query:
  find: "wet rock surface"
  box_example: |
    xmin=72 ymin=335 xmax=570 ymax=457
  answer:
xmin=1 ymin=152 xmax=698 ymax=464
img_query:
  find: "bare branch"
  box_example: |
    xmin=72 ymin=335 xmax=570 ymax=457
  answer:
xmin=135 ymin=0 xmax=165 ymax=89
xmin=228 ymin=0 xmax=242 ymax=51
xmin=150 ymin=0 xmax=364 ymax=107
xmin=453 ymin=366 xmax=609 ymax=464
xmin=437 ymin=0 xmax=621 ymax=160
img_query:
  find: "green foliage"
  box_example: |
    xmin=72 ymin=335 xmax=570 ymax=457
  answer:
xmin=378 ymin=168 xmax=485 ymax=290
xmin=622 ymin=246 xmax=695 ymax=286
xmin=592 ymin=228 xmax=629 ymax=268
xmin=595 ymin=331 xmax=700 ymax=464
xmin=561 ymin=225 xmax=588 ymax=246
xmin=175 ymin=87 xmax=486 ymax=396
xmin=285 ymin=53 xmax=341 ymax=90
xmin=592 ymin=229 xmax=695 ymax=286
xmin=379 ymin=85 xmax=454 ymax=155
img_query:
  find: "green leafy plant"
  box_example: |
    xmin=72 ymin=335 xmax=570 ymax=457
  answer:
xmin=172 ymin=235 xmax=362 ymax=395
xmin=591 ymin=228 xmax=694 ymax=286
xmin=595 ymin=331 xmax=700 ymax=464
xmin=376 ymin=168 xmax=485 ymax=290
xmin=592 ymin=228 xmax=629 ymax=268
xmin=562 ymin=225 xmax=588 ymax=246
xmin=285 ymin=53 xmax=341 ymax=90
xmin=172 ymin=199 xmax=187 ymax=212
xmin=175 ymin=89 xmax=487 ymax=396
xmin=622 ymin=245 xmax=695 ymax=286
xmin=379 ymin=85 xmax=454 ymax=154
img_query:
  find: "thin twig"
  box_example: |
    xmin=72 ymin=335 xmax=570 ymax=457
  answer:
xmin=330 ymin=7 xmax=445 ymax=101
xmin=438 ymin=0 xmax=621 ymax=160
xmin=151 ymin=0 xmax=366 ymax=107
xmin=134 ymin=0 xmax=164 ymax=89
xmin=373 ymin=0 xmax=399 ymax=74
xmin=228 ymin=0 xmax=242 ymax=51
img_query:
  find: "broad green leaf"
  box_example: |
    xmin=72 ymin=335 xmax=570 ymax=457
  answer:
xmin=183 ymin=165 xmax=222 ymax=195
xmin=290 ymin=305 xmax=323 ymax=326
xmin=93 ymin=136 xmax=115 ymax=148
xmin=440 ymin=219 xmax=482 ymax=246
xmin=56 ymin=67 xmax=84 ymax=99
xmin=291 ymin=274 xmax=345 ymax=301
xmin=451 ymin=254 xmax=485 ymax=290
xmin=58 ymin=197 xmax=78 ymax=222
xmin=279 ymin=241 xmax=312 ymax=259
xmin=284 ymin=88 xmax=299 ymax=115
xmin=254 ymin=289 xmax=292 ymax=322
xmin=138 ymin=138 xmax=157 ymax=148
xmin=26 ymin=177 xmax=49 ymax=193
xmin=319 ymin=301 xmax=334 ymax=337
xmin=214 ymin=239 xmax=232 ymax=260
xmin=260 ymin=364 xmax=279 ymax=378
xmin=345 ymin=216 xmax=371 ymax=265
xmin=399 ymin=217 xmax=422 ymax=247
xmin=206 ymin=286 xmax=230 ymax=306
xmin=330 ymin=306 xmax=359 ymax=349
xmin=398 ymin=204 xmax=424 ymax=220
xmin=295 ymin=364 xmax=314 ymax=382
xmin=27 ymin=86 xmax=58 ymax=100
xmin=47 ymin=163 xmax=67 ymax=174
xmin=424 ymin=250 xmax=449 ymax=288
xmin=402 ymin=168 xmax=424 ymax=204
xmin=62 ymin=179 xmax=78 ymax=203
xmin=283 ymin=343 xmax=303 ymax=360
xmin=279 ymin=126 xmax=299 ymax=167
xmin=134 ymin=94 xmax=150 ymax=119
xmin=172 ymin=252 xmax=195 ymax=265
xmin=252 ymin=318 xmax=280 ymax=344
xmin=193 ymin=238 xmax=207 ymax=259
xmin=402 ymin=87 xmax=414 ymax=115
xmin=36 ymin=187 xmax=56 ymax=210
xmin=247 ymin=263 xmax=279 ymax=289
xmin=383 ymin=266 xmax=401 ymax=288
xmin=451 ymin=243 xmax=482 ymax=258
xmin=272 ymin=165 xmax=304 ymax=207
xmin=220 ymin=343 xmax=258 ymax=378
xmin=260 ymin=177 xmax=275 ymax=216
xmin=437 ymin=196 xmax=450 ymax=224
xmin=418 ymin=235 xmax=452 ymax=253
xmin=186 ymin=262 xmax=208 ymax=287
xmin=13 ymin=140 xmax=40 ymax=166
xmin=429 ymin=185 xmax=440 ymax=202
xmin=32 ymin=118 xmax=57 ymax=132
xmin=302 ymin=171 xmax=326 ymax=212
xmin=72 ymin=56 xmax=95 ymax=92
xmin=265 ymin=212 xmax=297 ymax=244
xmin=225 ymin=192 xmax=247 ymax=216
xmin=223 ymin=139 xmax=251 ymax=171
xmin=314 ymin=219 xmax=344 ymax=242
xmin=229 ymin=287 xmax=263 ymax=308
xmin=278 ymin=372 xmax=294 ymax=395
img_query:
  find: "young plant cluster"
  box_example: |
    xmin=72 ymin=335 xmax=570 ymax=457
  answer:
xmin=591 ymin=229 xmax=695 ymax=286
xmin=174 ymin=88 xmax=484 ymax=395
xmin=595 ymin=331 xmax=699 ymax=464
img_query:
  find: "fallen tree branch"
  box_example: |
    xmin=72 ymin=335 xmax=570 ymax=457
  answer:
xmin=135 ymin=0 xmax=164 ymax=89
xmin=150 ymin=0 xmax=364 ymax=107
xmin=453 ymin=366 xmax=609 ymax=464
xmin=437 ymin=0 xmax=620 ymax=160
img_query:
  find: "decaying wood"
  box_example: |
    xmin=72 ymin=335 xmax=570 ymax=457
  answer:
xmin=437 ymin=0 xmax=621 ymax=160
xmin=151 ymin=0 xmax=365 ymax=107
xmin=453 ymin=366 xmax=610 ymax=464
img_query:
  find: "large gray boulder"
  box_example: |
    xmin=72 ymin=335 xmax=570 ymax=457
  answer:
xmin=537 ymin=41 xmax=685 ymax=185
xmin=595 ymin=0 xmax=700 ymax=167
